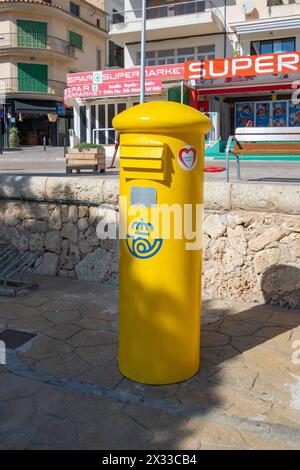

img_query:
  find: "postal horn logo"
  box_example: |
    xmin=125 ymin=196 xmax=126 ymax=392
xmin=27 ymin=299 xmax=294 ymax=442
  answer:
xmin=178 ymin=146 xmax=197 ymax=171
xmin=126 ymin=219 xmax=163 ymax=259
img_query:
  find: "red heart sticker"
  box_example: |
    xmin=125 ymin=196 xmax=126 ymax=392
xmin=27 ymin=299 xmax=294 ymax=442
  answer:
xmin=178 ymin=146 xmax=197 ymax=171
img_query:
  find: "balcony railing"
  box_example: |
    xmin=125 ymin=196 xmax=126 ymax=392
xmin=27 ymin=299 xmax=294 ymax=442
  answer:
xmin=110 ymin=0 xmax=217 ymax=24
xmin=147 ymin=0 xmax=206 ymax=19
xmin=0 ymin=77 xmax=66 ymax=96
xmin=0 ymin=33 xmax=75 ymax=59
xmin=266 ymin=0 xmax=295 ymax=5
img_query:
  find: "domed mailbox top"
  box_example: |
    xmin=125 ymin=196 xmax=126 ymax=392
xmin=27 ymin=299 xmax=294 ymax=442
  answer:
xmin=113 ymin=101 xmax=211 ymax=134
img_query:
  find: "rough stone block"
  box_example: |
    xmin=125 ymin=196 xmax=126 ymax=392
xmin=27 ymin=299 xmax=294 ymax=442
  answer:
xmin=45 ymin=177 xmax=104 ymax=204
xmin=204 ymin=182 xmax=231 ymax=211
xmin=61 ymin=223 xmax=79 ymax=244
xmin=0 ymin=175 xmax=46 ymax=200
xmin=35 ymin=252 xmax=59 ymax=276
xmin=231 ymin=183 xmax=300 ymax=214
xmin=75 ymin=247 xmax=113 ymax=282
xmin=45 ymin=231 xmax=61 ymax=254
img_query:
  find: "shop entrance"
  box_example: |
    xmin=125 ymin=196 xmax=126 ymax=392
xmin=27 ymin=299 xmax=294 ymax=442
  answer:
xmin=17 ymin=114 xmax=53 ymax=146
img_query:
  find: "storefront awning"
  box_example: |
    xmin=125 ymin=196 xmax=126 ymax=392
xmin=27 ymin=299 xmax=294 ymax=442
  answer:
xmin=197 ymin=82 xmax=299 ymax=96
xmin=14 ymin=99 xmax=60 ymax=114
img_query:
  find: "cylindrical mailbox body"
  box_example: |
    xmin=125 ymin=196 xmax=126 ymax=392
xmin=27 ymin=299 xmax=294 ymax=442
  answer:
xmin=113 ymin=101 xmax=211 ymax=385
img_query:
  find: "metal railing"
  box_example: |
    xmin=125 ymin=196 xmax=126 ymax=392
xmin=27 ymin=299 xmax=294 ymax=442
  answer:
xmin=110 ymin=0 xmax=219 ymax=24
xmin=266 ymin=0 xmax=292 ymax=5
xmin=0 ymin=33 xmax=75 ymax=58
xmin=0 ymin=77 xmax=66 ymax=96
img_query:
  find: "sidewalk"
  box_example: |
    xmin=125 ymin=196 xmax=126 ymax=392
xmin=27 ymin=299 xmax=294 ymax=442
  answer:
xmin=0 ymin=147 xmax=299 ymax=183
xmin=0 ymin=276 xmax=300 ymax=449
xmin=0 ymin=147 xmax=65 ymax=160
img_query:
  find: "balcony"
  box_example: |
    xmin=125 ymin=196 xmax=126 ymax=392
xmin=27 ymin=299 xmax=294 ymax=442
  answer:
xmin=109 ymin=0 xmax=224 ymax=42
xmin=0 ymin=33 xmax=75 ymax=60
xmin=0 ymin=77 xmax=66 ymax=98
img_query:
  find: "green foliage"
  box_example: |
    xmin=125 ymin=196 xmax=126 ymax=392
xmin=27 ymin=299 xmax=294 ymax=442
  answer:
xmin=9 ymin=127 xmax=19 ymax=135
xmin=75 ymin=142 xmax=104 ymax=152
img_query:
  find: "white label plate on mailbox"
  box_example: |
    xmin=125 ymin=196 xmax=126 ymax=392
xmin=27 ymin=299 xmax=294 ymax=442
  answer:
xmin=130 ymin=187 xmax=157 ymax=207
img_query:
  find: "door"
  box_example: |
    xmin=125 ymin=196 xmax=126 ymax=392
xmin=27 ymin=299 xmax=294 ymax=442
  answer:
xmin=17 ymin=20 xmax=47 ymax=48
xmin=18 ymin=63 xmax=48 ymax=93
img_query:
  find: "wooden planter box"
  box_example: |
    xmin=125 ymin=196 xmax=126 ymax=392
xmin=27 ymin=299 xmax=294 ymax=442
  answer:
xmin=65 ymin=148 xmax=105 ymax=174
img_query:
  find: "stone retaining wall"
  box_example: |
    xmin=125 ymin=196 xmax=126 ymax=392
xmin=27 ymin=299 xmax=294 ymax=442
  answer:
xmin=0 ymin=175 xmax=300 ymax=307
xmin=0 ymin=199 xmax=118 ymax=284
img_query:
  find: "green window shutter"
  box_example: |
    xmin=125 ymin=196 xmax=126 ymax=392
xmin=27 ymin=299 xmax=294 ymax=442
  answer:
xmin=69 ymin=31 xmax=83 ymax=50
xmin=167 ymin=87 xmax=189 ymax=105
xmin=18 ymin=63 xmax=48 ymax=93
xmin=17 ymin=20 xmax=47 ymax=48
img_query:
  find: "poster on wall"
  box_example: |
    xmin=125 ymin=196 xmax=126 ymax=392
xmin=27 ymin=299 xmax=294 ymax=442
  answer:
xmin=255 ymin=102 xmax=270 ymax=127
xmin=235 ymin=102 xmax=254 ymax=128
xmin=289 ymin=102 xmax=300 ymax=127
xmin=271 ymin=101 xmax=287 ymax=127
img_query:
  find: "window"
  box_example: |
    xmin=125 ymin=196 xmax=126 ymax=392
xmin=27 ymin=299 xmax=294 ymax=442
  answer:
xmin=17 ymin=20 xmax=47 ymax=48
xmin=251 ymin=37 xmax=295 ymax=55
xmin=80 ymin=106 xmax=86 ymax=142
xmin=69 ymin=31 xmax=83 ymax=50
xmin=147 ymin=0 xmax=205 ymax=19
xmin=97 ymin=19 xmax=102 ymax=29
xmin=109 ymin=41 xmax=124 ymax=67
xmin=70 ymin=2 xmax=80 ymax=17
xmin=267 ymin=0 xmax=283 ymax=6
xmin=97 ymin=49 xmax=101 ymax=69
xmin=18 ymin=63 xmax=48 ymax=93
xmin=137 ymin=45 xmax=215 ymax=66
xmin=95 ymin=103 xmax=127 ymax=144
xmin=112 ymin=8 xmax=124 ymax=24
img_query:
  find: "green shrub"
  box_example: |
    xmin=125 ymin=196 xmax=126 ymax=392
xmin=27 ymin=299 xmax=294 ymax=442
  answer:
xmin=9 ymin=127 xmax=19 ymax=135
xmin=75 ymin=142 xmax=104 ymax=152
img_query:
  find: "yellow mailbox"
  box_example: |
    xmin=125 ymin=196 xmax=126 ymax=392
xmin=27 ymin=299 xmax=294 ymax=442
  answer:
xmin=113 ymin=101 xmax=211 ymax=385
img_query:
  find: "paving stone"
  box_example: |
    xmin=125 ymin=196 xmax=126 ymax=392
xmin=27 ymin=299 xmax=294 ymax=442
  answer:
xmin=145 ymin=430 xmax=201 ymax=450
xmin=119 ymin=379 xmax=181 ymax=402
xmin=77 ymin=414 xmax=152 ymax=450
xmin=74 ymin=365 xmax=123 ymax=389
xmin=42 ymin=323 xmax=82 ymax=341
xmin=19 ymin=336 xmax=73 ymax=361
xmin=0 ymin=431 xmax=31 ymax=450
xmin=38 ymin=300 xmax=81 ymax=313
xmin=74 ymin=343 xmax=117 ymax=367
xmin=29 ymin=415 xmax=78 ymax=449
xmin=187 ymin=419 xmax=251 ymax=449
xmin=8 ymin=315 xmax=53 ymax=333
xmin=0 ymin=303 xmax=39 ymax=319
xmin=0 ymin=373 xmax=41 ymax=401
xmin=15 ymin=296 xmax=50 ymax=307
xmin=240 ymin=431 xmax=300 ymax=450
xmin=67 ymin=329 xmax=117 ymax=348
xmin=35 ymin=353 xmax=92 ymax=379
xmin=201 ymin=330 xmax=231 ymax=348
xmin=0 ymin=397 xmax=35 ymax=433
xmin=33 ymin=384 xmax=124 ymax=425
xmin=74 ymin=317 xmax=111 ymax=330
xmin=43 ymin=309 xmax=82 ymax=325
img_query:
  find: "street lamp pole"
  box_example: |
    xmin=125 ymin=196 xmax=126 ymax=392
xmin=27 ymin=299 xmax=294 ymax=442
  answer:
xmin=140 ymin=0 xmax=146 ymax=104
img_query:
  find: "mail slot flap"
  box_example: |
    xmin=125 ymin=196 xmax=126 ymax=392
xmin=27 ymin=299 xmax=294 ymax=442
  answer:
xmin=122 ymin=158 xmax=163 ymax=170
xmin=120 ymin=144 xmax=165 ymax=160
xmin=120 ymin=142 xmax=167 ymax=181
xmin=123 ymin=169 xmax=165 ymax=181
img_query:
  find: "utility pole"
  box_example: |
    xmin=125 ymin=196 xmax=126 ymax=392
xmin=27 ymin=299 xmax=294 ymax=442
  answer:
xmin=140 ymin=0 xmax=146 ymax=104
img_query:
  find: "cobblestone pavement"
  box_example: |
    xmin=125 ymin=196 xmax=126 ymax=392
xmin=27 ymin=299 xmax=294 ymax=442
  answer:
xmin=0 ymin=276 xmax=300 ymax=450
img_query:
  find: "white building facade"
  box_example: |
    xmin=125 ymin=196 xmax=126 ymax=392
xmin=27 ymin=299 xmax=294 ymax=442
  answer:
xmin=73 ymin=0 xmax=300 ymax=145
